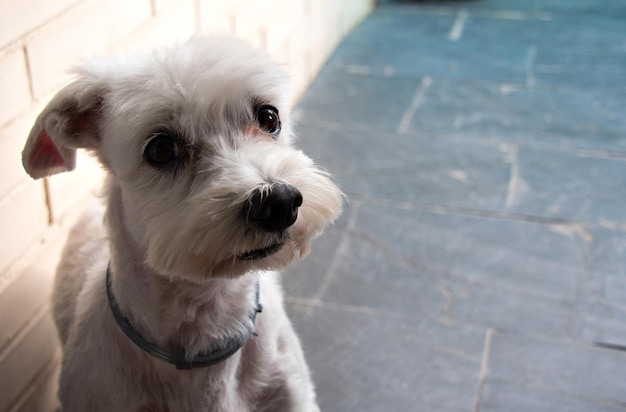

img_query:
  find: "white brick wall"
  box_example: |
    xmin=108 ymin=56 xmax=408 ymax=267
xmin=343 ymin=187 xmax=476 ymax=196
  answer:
xmin=27 ymin=0 xmax=153 ymax=98
xmin=0 ymin=0 xmax=80 ymax=48
xmin=0 ymin=0 xmax=374 ymax=410
xmin=0 ymin=50 xmax=32 ymax=127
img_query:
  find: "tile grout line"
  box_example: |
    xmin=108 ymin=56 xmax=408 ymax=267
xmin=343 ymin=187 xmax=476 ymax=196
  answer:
xmin=473 ymin=327 xmax=495 ymax=412
xmin=397 ymin=75 xmax=432 ymax=135
xmin=309 ymin=200 xmax=362 ymax=308
xmin=448 ymin=8 xmax=469 ymax=41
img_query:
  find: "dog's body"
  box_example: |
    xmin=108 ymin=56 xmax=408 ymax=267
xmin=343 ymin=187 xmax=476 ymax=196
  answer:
xmin=22 ymin=37 xmax=342 ymax=411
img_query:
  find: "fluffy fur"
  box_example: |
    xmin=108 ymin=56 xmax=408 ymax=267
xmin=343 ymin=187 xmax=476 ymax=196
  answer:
xmin=22 ymin=36 xmax=342 ymax=411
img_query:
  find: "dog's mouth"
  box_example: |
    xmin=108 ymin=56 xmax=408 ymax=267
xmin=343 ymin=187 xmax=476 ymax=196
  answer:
xmin=237 ymin=242 xmax=284 ymax=261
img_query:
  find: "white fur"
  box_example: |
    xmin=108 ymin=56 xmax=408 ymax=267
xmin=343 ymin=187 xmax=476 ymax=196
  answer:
xmin=22 ymin=36 xmax=342 ymax=412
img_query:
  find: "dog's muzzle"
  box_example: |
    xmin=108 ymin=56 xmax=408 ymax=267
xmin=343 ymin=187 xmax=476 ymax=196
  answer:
xmin=245 ymin=183 xmax=303 ymax=233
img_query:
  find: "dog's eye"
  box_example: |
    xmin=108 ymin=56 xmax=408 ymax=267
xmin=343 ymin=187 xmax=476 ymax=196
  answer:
xmin=144 ymin=133 xmax=180 ymax=166
xmin=257 ymin=105 xmax=281 ymax=135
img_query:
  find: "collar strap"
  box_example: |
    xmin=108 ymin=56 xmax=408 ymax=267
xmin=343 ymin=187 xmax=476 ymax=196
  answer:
xmin=106 ymin=264 xmax=262 ymax=370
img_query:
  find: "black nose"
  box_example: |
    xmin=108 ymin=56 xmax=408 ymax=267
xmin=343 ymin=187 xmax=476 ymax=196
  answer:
xmin=246 ymin=184 xmax=303 ymax=232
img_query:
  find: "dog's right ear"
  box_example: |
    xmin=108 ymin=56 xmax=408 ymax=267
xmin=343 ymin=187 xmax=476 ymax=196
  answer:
xmin=22 ymin=79 xmax=106 ymax=179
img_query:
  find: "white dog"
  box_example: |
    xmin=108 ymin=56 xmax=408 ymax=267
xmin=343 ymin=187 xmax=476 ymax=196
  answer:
xmin=22 ymin=36 xmax=342 ymax=412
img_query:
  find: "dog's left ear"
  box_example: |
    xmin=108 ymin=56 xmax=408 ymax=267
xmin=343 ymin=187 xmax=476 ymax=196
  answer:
xmin=22 ymin=78 xmax=106 ymax=179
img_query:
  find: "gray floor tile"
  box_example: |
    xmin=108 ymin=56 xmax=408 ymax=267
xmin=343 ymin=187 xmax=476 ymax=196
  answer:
xmin=579 ymin=314 xmax=626 ymax=349
xmin=535 ymin=48 xmax=626 ymax=90
xmin=349 ymin=202 xmax=583 ymax=299
xmin=510 ymin=149 xmax=626 ymax=223
xmin=480 ymin=382 xmax=626 ymax=412
xmin=330 ymin=11 xmax=530 ymax=83
xmin=536 ymin=0 xmax=626 ymax=15
xmin=574 ymin=227 xmax=626 ymax=347
xmin=589 ymin=228 xmax=626 ymax=305
xmin=448 ymin=283 xmax=577 ymax=338
xmin=487 ymin=332 xmax=626 ymax=404
xmin=540 ymin=14 xmax=626 ymax=53
xmin=388 ymin=0 xmax=626 ymax=16
xmin=282 ymin=202 xmax=353 ymax=299
xmin=286 ymin=302 xmax=485 ymax=412
xmin=321 ymin=233 xmax=448 ymax=320
xmin=294 ymin=71 xmax=422 ymax=131
xmin=405 ymin=78 xmax=626 ymax=150
xmin=341 ymin=6 xmax=456 ymax=42
xmin=285 ymin=1 xmax=626 ymax=410
xmin=295 ymin=124 xmax=511 ymax=211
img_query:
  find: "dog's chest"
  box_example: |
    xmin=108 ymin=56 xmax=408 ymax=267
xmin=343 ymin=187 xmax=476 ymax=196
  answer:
xmin=129 ymin=362 xmax=248 ymax=412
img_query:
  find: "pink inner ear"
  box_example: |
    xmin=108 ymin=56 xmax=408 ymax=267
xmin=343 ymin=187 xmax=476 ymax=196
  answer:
xmin=29 ymin=129 xmax=66 ymax=171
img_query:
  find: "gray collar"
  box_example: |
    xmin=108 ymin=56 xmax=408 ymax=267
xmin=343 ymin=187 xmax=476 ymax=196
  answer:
xmin=106 ymin=264 xmax=262 ymax=370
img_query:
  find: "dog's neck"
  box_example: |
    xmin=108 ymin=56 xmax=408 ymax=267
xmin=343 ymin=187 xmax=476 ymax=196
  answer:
xmin=104 ymin=182 xmax=259 ymax=359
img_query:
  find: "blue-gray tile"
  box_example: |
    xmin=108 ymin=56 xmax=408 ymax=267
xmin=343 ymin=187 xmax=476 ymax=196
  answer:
xmin=321 ymin=233 xmax=448 ymax=320
xmin=535 ymin=48 xmax=626 ymax=90
xmin=347 ymin=203 xmax=583 ymax=299
xmin=589 ymin=228 xmax=626 ymax=305
xmin=405 ymin=78 xmax=626 ymax=151
xmin=510 ymin=149 xmax=626 ymax=223
xmin=573 ymin=227 xmax=626 ymax=347
xmin=536 ymin=0 xmax=626 ymax=15
xmin=575 ymin=300 xmax=626 ymax=330
xmin=329 ymin=15 xmax=530 ymax=83
xmin=294 ymin=71 xmax=423 ymax=131
xmin=579 ymin=314 xmax=626 ymax=349
xmin=463 ymin=14 xmax=626 ymax=92
xmin=282 ymin=1 xmax=626 ymax=411
xmin=541 ymin=14 xmax=626 ymax=53
xmin=377 ymin=0 xmax=542 ymax=14
xmin=281 ymin=202 xmax=354 ymax=299
xmin=339 ymin=6 xmax=455 ymax=42
xmin=487 ymin=332 xmax=626 ymax=404
xmin=480 ymin=382 xmax=626 ymax=412
xmin=294 ymin=124 xmax=511 ymax=211
xmin=448 ymin=283 xmax=577 ymax=338
xmin=286 ymin=303 xmax=485 ymax=412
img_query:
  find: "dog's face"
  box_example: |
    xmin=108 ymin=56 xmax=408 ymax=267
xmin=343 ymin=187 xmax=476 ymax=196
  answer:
xmin=22 ymin=37 xmax=343 ymax=281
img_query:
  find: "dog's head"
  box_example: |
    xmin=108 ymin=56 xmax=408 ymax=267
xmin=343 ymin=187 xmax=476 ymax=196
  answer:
xmin=22 ymin=36 xmax=343 ymax=281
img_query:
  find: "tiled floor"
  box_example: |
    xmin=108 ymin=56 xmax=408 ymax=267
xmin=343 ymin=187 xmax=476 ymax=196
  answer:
xmin=282 ymin=1 xmax=626 ymax=411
